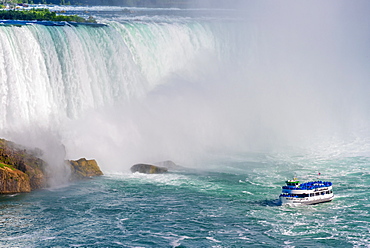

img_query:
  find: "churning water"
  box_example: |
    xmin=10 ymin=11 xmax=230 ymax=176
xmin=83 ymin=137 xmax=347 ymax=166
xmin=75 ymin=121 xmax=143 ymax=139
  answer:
xmin=1 ymin=155 xmax=370 ymax=247
xmin=1 ymin=1 xmax=370 ymax=247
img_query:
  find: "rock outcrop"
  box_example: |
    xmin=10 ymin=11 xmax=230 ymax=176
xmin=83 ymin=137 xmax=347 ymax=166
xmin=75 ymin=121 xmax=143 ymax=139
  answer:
xmin=130 ymin=163 xmax=168 ymax=174
xmin=154 ymin=160 xmax=184 ymax=170
xmin=67 ymin=158 xmax=103 ymax=180
xmin=0 ymin=138 xmax=104 ymax=194
xmin=0 ymin=164 xmax=31 ymax=193
xmin=0 ymin=139 xmax=47 ymax=193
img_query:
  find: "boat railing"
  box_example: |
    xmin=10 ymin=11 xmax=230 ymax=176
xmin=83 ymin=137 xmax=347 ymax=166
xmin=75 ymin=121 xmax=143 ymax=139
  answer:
xmin=280 ymin=192 xmax=331 ymax=199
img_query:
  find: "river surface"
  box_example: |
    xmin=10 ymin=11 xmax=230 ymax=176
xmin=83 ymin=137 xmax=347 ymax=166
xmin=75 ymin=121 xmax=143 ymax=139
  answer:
xmin=1 ymin=154 xmax=369 ymax=247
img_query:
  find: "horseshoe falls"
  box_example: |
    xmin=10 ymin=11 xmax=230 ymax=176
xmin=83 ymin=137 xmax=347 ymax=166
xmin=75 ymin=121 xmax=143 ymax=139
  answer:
xmin=1 ymin=2 xmax=370 ymax=247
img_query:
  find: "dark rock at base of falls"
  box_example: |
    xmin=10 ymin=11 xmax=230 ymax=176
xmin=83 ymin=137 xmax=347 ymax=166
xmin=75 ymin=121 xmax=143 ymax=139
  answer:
xmin=0 ymin=138 xmax=103 ymax=194
xmin=130 ymin=160 xmax=184 ymax=174
xmin=153 ymin=160 xmax=184 ymax=170
xmin=130 ymin=163 xmax=168 ymax=174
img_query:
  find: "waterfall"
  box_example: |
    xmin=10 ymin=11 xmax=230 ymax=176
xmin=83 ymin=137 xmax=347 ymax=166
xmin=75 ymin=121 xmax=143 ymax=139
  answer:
xmin=0 ymin=19 xmax=238 ymax=171
xmin=0 ymin=20 xmax=233 ymax=129
xmin=1 ymin=2 xmax=370 ymax=175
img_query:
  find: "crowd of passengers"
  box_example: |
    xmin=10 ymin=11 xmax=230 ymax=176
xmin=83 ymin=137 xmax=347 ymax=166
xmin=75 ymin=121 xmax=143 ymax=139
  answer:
xmin=283 ymin=181 xmax=332 ymax=190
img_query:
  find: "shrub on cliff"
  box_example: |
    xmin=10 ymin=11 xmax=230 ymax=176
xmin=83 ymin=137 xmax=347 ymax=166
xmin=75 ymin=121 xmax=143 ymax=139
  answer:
xmin=0 ymin=8 xmax=97 ymax=23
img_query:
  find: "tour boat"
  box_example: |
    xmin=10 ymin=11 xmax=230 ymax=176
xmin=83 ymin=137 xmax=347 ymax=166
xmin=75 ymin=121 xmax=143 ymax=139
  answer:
xmin=279 ymin=178 xmax=334 ymax=205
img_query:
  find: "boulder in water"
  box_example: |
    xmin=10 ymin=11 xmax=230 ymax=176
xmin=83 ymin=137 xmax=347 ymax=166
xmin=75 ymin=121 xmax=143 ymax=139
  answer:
xmin=67 ymin=158 xmax=103 ymax=180
xmin=154 ymin=160 xmax=184 ymax=170
xmin=130 ymin=163 xmax=168 ymax=174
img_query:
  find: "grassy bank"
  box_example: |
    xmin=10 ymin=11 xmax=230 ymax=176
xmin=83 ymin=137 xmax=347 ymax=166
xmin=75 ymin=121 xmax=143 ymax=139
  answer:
xmin=0 ymin=162 xmax=16 ymax=170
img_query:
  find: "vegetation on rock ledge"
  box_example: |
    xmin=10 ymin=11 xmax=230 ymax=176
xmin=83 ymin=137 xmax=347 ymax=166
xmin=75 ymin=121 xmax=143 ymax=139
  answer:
xmin=0 ymin=162 xmax=16 ymax=170
xmin=0 ymin=8 xmax=96 ymax=23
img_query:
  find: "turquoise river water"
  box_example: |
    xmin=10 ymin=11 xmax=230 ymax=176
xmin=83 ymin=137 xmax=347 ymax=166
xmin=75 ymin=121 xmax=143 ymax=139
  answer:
xmin=1 ymin=154 xmax=370 ymax=247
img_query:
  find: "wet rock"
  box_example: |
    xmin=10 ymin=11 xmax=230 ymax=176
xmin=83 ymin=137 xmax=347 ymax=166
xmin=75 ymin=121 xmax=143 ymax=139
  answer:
xmin=130 ymin=163 xmax=168 ymax=174
xmin=0 ymin=138 xmax=104 ymax=194
xmin=154 ymin=160 xmax=184 ymax=170
xmin=67 ymin=158 xmax=103 ymax=180
xmin=0 ymin=165 xmax=31 ymax=193
xmin=0 ymin=139 xmax=47 ymax=193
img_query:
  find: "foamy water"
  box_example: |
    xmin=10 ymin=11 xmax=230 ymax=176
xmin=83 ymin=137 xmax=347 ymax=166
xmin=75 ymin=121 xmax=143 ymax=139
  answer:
xmin=1 ymin=155 xmax=369 ymax=247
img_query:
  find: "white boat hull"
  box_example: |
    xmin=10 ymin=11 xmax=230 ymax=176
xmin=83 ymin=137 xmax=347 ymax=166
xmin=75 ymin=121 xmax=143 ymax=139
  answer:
xmin=279 ymin=193 xmax=334 ymax=205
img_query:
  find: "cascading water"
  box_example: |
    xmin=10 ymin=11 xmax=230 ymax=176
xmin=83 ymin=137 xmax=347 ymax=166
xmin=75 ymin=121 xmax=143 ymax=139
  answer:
xmin=1 ymin=2 xmax=370 ymax=174
xmin=0 ymin=16 xmax=239 ymax=172
xmin=1 ymin=24 xmax=144 ymax=129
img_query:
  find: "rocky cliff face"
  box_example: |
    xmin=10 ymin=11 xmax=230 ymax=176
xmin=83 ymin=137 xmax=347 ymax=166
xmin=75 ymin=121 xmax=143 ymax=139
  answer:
xmin=0 ymin=139 xmax=47 ymax=193
xmin=0 ymin=164 xmax=31 ymax=193
xmin=0 ymin=138 xmax=103 ymax=194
